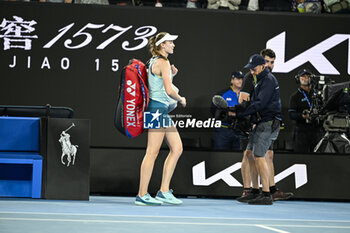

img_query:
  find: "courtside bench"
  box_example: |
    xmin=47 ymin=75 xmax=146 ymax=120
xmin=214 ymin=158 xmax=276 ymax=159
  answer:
xmin=0 ymin=116 xmax=43 ymax=198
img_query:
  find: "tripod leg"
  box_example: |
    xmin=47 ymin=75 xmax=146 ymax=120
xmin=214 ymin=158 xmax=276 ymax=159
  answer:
xmin=313 ymin=132 xmax=328 ymax=152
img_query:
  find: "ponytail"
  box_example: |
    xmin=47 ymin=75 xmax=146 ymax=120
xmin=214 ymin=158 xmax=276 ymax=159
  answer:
xmin=148 ymin=32 xmax=168 ymax=61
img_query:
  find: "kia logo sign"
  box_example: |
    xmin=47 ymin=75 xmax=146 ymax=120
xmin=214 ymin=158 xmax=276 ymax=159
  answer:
xmin=267 ymin=32 xmax=350 ymax=75
xmin=192 ymin=161 xmax=308 ymax=189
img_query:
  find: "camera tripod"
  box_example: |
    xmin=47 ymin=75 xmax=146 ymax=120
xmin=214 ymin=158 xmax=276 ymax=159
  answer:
xmin=314 ymin=113 xmax=350 ymax=153
xmin=314 ymin=131 xmax=350 ymax=153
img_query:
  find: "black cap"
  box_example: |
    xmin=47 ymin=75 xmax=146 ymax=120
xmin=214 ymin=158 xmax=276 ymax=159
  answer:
xmin=297 ymin=68 xmax=313 ymax=77
xmin=231 ymin=71 xmax=244 ymax=79
xmin=244 ymin=54 xmax=266 ymax=69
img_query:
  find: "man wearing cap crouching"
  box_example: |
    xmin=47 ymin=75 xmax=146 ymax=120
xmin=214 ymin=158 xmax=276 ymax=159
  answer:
xmin=210 ymin=71 xmax=244 ymax=151
xmin=288 ymin=68 xmax=324 ymax=153
xmin=232 ymin=54 xmax=282 ymax=205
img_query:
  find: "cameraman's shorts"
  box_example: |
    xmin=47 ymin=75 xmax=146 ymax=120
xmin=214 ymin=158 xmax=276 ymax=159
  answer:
xmin=241 ymin=138 xmax=274 ymax=151
xmin=246 ymin=120 xmax=280 ymax=157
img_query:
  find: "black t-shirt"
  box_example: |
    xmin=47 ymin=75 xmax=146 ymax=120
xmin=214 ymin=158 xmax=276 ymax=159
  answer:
xmin=241 ymin=72 xmax=254 ymax=96
xmin=289 ymin=88 xmax=315 ymax=126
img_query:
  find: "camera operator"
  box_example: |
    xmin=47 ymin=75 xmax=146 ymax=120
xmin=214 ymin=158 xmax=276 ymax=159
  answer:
xmin=233 ymin=54 xmax=282 ymax=205
xmin=237 ymin=49 xmax=293 ymax=203
xmin=288 ymin=68 xmax=324 ymax=153
xmin=210 ymin=71 xmax=244 ymax=150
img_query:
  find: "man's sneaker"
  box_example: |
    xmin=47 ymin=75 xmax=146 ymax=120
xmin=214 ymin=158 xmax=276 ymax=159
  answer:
xmin=135 ymin=193 xmax=163 ymax=206
xmin=236 ymin=192 xmax=260 ymax=203
xmin=248 ymin=194 xmax=273 ymax=205
xmin=241 ymin=189 xmax=250 ymax=197
xmin=155 ymin=189 xmax=183 ymax=205
xmin=272 ymin=189 xmax=294 ymax=201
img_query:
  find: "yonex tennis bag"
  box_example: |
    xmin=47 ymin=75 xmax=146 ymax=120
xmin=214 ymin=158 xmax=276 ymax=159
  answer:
xmin=115 ymin=59 xmax=149 ymax=138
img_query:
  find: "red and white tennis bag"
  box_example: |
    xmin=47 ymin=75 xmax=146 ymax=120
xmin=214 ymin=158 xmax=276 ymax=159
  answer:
xmin=115 ymin=59 xmax=149 ymax=138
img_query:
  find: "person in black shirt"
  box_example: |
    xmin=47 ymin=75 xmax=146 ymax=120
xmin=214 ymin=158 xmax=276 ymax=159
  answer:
xmin=237 ymin=49 xmax=293 ymax=203
xmin=288 ymin=69 xmax=324 ymax=153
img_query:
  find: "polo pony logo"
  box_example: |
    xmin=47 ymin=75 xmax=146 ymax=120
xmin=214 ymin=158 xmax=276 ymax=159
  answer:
xmin=59 ymin=123 xmax=79 ymax=167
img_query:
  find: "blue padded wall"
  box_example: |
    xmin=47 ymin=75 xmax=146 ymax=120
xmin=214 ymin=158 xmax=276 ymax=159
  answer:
xmin=0 ymin=117 xmax=40 ymax=152
xmin=0 ymin=152 xmax=43 ymax=198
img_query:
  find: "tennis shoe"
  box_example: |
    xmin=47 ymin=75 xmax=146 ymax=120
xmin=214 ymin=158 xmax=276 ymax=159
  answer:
xmin=135 ymin=193 xmax=163 ymax=206
xmin=156 ymin=189 xmax=183 ymax=205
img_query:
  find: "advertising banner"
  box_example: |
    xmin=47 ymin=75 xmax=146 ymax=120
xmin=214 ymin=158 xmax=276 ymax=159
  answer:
xmin=91 ymin=148 xmax=350 ymax=200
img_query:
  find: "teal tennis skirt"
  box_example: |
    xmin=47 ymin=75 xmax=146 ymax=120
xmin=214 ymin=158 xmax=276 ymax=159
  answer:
xmin=146 ymin=99 xmax=173 ymax=128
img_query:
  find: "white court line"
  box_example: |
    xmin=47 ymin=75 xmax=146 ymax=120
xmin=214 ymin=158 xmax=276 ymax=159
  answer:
xmin=256 ymin=224 xmax=290 ymax=233
xmin=268 ymin=224 xmax=350 ymax=229
xmin=0 ymin=217 xmax=350 ymax=229
xmin=0 ymin=217 xmax=275 ymax=226
xmin=1 ymin=211 xmax=350 ymax=223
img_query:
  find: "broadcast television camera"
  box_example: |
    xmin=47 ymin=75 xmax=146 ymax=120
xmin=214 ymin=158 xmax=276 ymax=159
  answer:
xmin=305 ymin=76 xmax=350 ymax=153
xmin=307 ymin=76 xmax=350 ymax=133
xmin=212 ymin=95 xmax=251 ymax=137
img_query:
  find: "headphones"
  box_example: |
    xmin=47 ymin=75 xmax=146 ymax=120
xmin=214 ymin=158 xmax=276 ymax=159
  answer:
xmin=295 ymin=74 xmax=314 ymax=85
xmin=295 ymin=69 xmax=314 ymax=85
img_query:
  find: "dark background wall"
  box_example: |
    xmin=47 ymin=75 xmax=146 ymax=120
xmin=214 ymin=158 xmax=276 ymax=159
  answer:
xmin=1 ymin=2 xmax=350 ymax=150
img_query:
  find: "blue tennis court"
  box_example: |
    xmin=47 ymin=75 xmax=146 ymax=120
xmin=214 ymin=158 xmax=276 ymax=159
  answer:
xmin=1 ymin=196 xmax=350 ymax=233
